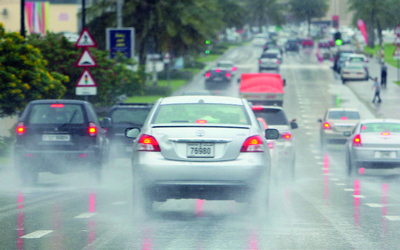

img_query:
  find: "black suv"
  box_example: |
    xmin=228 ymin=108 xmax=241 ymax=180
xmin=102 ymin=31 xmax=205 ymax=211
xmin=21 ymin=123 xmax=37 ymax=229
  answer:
xmin=106 ymin=103 xmax=153 ymax=158
xmin=204 ymin=68 xmax=232 ymax=89
xmin=14 ymin=100 xmax=111 ymax=185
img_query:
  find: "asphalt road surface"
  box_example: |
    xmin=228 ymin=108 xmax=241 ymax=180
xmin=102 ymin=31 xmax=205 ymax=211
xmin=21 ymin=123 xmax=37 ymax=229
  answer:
xmin=1 ymin=44 xmax=400 ymax=250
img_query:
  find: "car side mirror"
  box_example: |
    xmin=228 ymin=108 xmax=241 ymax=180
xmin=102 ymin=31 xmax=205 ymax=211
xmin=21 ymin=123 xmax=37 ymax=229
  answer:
xmin=237 ymin=78 xmax=241 ymax=83
xmin=317 ymin=119 xmax=322 ymax=123
xmin=283 ymin=79 xmax=286 ymax=87
xmin=101 ymin=117 xmax=111 ymax=128
xmin=125 ymin=127 xmax=140 ymax=138
xmin=290 ymin=122 xmax=298 ymax=129
xmin=265 ymin=129 xmax=279 ymax=140
xmin=343 ymin=131 xmax=351 ymax=137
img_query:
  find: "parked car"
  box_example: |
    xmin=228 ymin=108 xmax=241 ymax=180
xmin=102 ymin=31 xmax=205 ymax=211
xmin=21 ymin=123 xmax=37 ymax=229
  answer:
xmin=107 ymin=103 xmax=153 ymax=158
xmin=302 ymin=37 xmax=314 ymax=47
xmin=14 ymin=100 xmax=111 ymax=185
xmin=341 ymin=65 xmax=368 ymax=83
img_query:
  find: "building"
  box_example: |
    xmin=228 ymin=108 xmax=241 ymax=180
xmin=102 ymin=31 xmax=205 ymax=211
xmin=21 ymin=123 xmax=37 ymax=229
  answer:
xmin=0 ymin=0 xmax=80 ymax=34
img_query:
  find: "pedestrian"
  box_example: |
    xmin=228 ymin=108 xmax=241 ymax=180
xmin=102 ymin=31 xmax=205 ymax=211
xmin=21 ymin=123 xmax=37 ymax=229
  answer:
xmin=381 ymin=63 xmax=387 ymax=88
xmin=372 ymin=77 xmax=382 ymax=103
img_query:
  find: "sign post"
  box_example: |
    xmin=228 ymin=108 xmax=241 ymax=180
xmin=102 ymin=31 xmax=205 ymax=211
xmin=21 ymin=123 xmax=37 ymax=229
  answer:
xmin=164 ymin=52 xmax=171 ymax=87
xmin=393 ymin=25 xmax=400 ymax=83
xmin=106 ymin=28 xmax=135 ymax=59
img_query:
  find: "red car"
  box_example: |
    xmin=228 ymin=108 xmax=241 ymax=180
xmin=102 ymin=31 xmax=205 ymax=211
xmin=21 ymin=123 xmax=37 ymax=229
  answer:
xmin=302 ymin=37 xmax=314 ymax=47
xmin=318 ymin=40 xmax=330 ymax=48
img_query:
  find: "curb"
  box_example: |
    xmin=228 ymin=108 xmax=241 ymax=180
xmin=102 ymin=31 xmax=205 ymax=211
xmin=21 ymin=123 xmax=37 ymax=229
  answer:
xmin=345 ymin=83 xmax=385 ymax=119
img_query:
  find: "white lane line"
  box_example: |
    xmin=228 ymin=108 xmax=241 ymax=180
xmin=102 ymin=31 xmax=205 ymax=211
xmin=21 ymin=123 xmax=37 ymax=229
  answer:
xmin=312 ymin=150 xmax=320 ymax=153
xmin=317 ymin=162 xmax=324 ymax=165
xmin=330 ymin=178 xmax=339 ymax=181
xmin=336 ymin=183 xmax=346 ymax=186
xmin=384 ymin=216 xmax=400 ymax=221
xmin=314 ymin=156 xmax=322 ymax=159
xmin=366 ymin=203 xmax=384 ymax=208
xmin=111 ymin=201 xmax=127 ymax=205
xmin=306 ymin=132 xmax=313 ymax=135
xmin=353 ymin=195 xmax=366 ymax=198
xmin=74 ymin=213 xmax=96 ymax=218
xmin=344 ymin=189 xmax=354 ymax=191
xmin=21 ymin=230 xmax=53 ymax=239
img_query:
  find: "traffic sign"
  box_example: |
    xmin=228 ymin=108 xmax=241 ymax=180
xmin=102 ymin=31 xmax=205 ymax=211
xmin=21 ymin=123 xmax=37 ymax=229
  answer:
xmin=394 ymin=36 xmax=400 ymax=46
xmin=76 ymin=87 xmax=97 ymax=95
xmin=76 ymin=68 xmax=97 ymax=87
xmin=75 ymin=28 xmax=97 ymax=48
xmin=76 ymin=49 xmax=97 ymax=67
xmin=163 ymin=52 xmax=171 ymax=63
xmin=393 ymin=46 xmax=400 ymax=60
xmin=395 ymin=25 xmax=400 ymax=36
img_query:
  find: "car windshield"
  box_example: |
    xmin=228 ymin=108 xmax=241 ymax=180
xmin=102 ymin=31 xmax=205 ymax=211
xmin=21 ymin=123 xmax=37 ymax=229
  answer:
xmin=110 ymin=108 xmax=150 ymax=125
xmin=252 ymin=109 xmax=288 ymax=125
xmin=152 ymin=104 xmax=250 ymax=125
xmin=361 ymin=123 xmax=400 ymax=133
xmin=27 ymin=104 xmax=85 ymax=124
xmin=328 ymin=111 xmax=360 ymax=120
xmin=261 ymin=53 xmax=278 ymax=59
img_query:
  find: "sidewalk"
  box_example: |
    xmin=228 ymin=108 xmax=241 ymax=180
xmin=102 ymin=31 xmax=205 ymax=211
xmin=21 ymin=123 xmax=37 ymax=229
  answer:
xmin=345 ymin=55 xmax=400 ymax=119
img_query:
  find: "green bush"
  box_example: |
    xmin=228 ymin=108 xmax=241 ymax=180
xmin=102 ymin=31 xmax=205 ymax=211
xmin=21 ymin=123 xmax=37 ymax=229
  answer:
xmin=144 ymin=85 xmax=172 ymax=96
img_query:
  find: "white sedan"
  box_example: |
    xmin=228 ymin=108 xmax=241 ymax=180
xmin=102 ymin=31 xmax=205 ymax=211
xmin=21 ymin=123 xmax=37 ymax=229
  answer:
xmin=340 ymin=65 xmax=368 ymax=83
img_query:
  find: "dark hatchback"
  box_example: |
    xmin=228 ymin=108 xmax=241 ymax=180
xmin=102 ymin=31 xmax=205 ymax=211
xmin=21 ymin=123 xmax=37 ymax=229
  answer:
xmin=204 ymin=68 xmax=232 ymax=89
xmin=107 ymin=103 xmax=153 ymax=158
xmin=14 ymin=100 xmax=111 ymax=185
xmin=285 ymin=39 xmax=299 ymax=52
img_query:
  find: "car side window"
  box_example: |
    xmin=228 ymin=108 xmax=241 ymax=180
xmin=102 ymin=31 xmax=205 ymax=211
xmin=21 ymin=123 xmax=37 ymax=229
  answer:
xmin=87 ymin=104 xmax=100 ymax=125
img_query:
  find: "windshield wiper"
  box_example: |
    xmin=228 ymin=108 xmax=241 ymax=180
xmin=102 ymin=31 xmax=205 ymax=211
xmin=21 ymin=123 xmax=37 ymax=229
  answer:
xmin=57 ymin=110 xmax=77 ymax=129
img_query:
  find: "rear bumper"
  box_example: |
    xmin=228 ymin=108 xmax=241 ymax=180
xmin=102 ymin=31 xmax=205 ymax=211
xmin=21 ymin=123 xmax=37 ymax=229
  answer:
xmin=321 ymin=130 xmax=349 ymax=141
xmin=352 ymin=148 xmax=400 ymax=165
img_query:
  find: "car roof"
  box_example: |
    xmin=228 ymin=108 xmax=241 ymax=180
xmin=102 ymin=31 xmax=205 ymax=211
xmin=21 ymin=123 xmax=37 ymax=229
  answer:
xmin=264 ymin=50 xmax=279 ymax=54
xmin=160 ymin=96 xmax=244 ymax=105
xmin=327 ymin=108 xmax=359 ymax=112
xmin=348 ymin=54 xmax=366 ymax=58
xmin=29 ymin=99 xmax=87 ymax=105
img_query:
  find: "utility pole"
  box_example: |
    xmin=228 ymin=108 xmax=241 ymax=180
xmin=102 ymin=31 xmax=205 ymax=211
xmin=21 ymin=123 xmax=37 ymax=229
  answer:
xmin=82 ymin=0 xmax=85 ymax=31
xmin=117 ymin=0 xmax=122 ymax=28
xmin=20 ymin=0 xmax=25 ymax=37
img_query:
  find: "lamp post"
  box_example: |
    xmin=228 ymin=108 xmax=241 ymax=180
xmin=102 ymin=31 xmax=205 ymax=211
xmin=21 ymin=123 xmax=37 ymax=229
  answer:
xmin=20 ymin=0 xmax=25 ymax=37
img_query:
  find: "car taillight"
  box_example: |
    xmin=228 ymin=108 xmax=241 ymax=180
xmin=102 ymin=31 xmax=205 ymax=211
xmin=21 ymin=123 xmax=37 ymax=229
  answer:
xmin=353 ymin=134 xmax=362 ymax=147
xmin=282 ymin=133 xmax=291 ymax=140
xmin=231 ymin=66 xmax=237 ymax=72
xmin=323 ymin=122 xmax=331 ymax=129
xmin=268 ymin=141 xmax=274 ymax=149
xmin=51 ymin=104 xmax=64 ymax=108
xmin=226 ymin=72 xmax=231 ymax=78
xmin=382 ymin=132 xmax=390 ymax=136
xmin=138 ymin=134 xmax=161 ymax=152
xmin=276 ymin=60 xmax=280 ymax=64
xmin=252 ymin=106 xmax=264 ymax=111
xmin=16 ymin=122 xmax=25 ymax=135
xmin=241 ymin=135 xmax=264 ymax=152
xmin=258 ymin=60 xmax=262 ymax=64
xmin=216 ymin=69 xmax=221 ymax=73
xmin=88 ymin=122 xmax=97 ymax=136
xmin=205 ymin=72 xmax=211 ymax=78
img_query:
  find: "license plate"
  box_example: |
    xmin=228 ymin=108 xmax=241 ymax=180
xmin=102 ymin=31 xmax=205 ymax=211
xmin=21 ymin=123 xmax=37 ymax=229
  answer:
xmin=42 ymin=134 xmax=70 ymax=141
xmin=213 ymin=77 xmax=222 ymax=81
xmin=375 ymin=151 xmax=396 ymax=158
xmin=187 ymin=143 xmax=215 ymax=158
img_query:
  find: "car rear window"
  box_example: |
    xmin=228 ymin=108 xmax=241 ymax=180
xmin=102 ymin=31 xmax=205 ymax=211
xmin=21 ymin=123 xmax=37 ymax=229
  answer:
xmin=361 ymin=123 xmax=400 ymax=133
xmin=349 ymin=57 xmax=365 ymax=62
xmin=328 ymin=111 xmax=360 ymax=120
xmin=210 ymin=70 xmax=228 ymax=76
xmin=217 ymin=63 xmax=233 ymax=68
xmin=153 ymin=104 xmax=250 ymax=125
xmin=253 ymin=109 xmax=288 ymax=126
xmin=261 ymin=53 xmax=278 ymax=59
xmin=110 ymin=108 xmax=150 ymax=126
xmin=27 ymin=104 xmax=85 ymax=124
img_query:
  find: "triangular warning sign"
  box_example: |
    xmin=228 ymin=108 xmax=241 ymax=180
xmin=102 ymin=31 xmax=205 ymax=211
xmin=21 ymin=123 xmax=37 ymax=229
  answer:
xmin=75 ymin=28 xmax=97 ymax=48
xmin=76 ymin=49 xmax=97 ymax=67
xmin=393 ymin=46 xmax=400 ymax=56
xmin=76 ymin=69 xmax=97 ymax=87
xmin=394 ymin=36 xmax=400 ymax=46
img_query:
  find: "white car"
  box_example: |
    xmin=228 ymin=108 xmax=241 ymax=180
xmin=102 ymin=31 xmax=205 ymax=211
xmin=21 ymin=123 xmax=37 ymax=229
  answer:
xmin=341 ymin=65 xmax=368 ymax=83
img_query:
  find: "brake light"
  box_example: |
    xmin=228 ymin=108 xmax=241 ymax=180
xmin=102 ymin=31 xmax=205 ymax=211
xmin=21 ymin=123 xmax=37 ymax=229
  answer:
xmin=361 ymin=125 xmax=366 ymax=130
xmin=258 ymin=60 xmax=262 ymax=64
xmin=138 ymin=134 xmax=160 ymax=152
xmin=196 ymin=119 xmax=207 ymax=124
xmin=276 ymin=60 xmax=280 ymax=64
xmin=241 ymin=135 xmax=264 ymax=152
xmin=268 ymin=142 xmax=274 ymax=149
xmin=51 ymin=104 xmax=64 ymax=108
xmin=382 ymin=132 xmax=390 ymax=136
xmin=323 ymin=122 xmax=331 ymax=129
xmin=88 ymin=122 xmax=97 ymax=136
xmin=16 ymin=123 xmax=25 ymax=135
xmin=341 ymin=117 xmax=348 ymax=120
xmin=251 ymin=106 xmax=264 ymax=111
xmin=282 ymin=133 xmax=291 ymax=140
xmin=205 ymin=72 xmax=211 ymax=78
xmin=215 ymin=69 xmax=221 ymax=73
xmin=353 ymin=134 xmax=362 ymax=147
xmin=231 ymin=67 xmax=237 ymax=71
xmin=226 ymin=72 xmax=231 ymax=78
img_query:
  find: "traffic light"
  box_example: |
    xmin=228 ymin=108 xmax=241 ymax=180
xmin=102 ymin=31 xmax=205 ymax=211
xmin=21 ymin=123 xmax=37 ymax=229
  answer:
xmin=205 ymin=40 xmax=210 ymax=45
xmin=334 ymin=31 xmax=342 ymax=46
xmin=205 ymin=50 xmax=210 ymax=54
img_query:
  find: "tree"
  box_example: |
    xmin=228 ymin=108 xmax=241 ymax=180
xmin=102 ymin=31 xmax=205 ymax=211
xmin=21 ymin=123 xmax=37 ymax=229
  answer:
xmin=0 ymin=23 xmax=68 ymax=117
xmin=289 ymin=0 xmax=329 ymax=36
xmin=246 ymin=0 xmax=287 ymax=30
xmin=26 ymin=32 xmax=145 ymax=107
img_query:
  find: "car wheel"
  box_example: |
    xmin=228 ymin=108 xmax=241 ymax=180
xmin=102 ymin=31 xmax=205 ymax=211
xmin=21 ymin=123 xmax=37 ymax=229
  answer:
xmin=342 ymin=78 xmax=346 ymax=84
xmin=258 ymin=68 xmax=262 ymax=72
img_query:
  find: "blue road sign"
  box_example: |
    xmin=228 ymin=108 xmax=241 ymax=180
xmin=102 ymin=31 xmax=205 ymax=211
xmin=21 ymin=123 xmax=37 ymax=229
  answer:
xmin=106 ymin=28 xmax=135 ymax=59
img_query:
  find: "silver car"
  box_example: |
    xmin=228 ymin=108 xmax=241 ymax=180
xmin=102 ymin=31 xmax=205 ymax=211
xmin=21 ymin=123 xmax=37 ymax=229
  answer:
xmin=345 ymin=119 xmax=400 ymax=176
xmin=125 ymin=96 xmax=279 ymax=212
xmin=258 ymin=51 xmax=280 ymax=72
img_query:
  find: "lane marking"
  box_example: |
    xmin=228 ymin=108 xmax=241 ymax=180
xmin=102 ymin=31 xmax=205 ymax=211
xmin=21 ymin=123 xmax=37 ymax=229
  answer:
xmin=336 ymin=183 xmax=346 ymax=186
xmin=111 ymin=201 xmax=127 ymax=205
xmin=330 ymin=178 xmax=339 ymax=181
xmin=344 ymin=189 xmax=354 ymax=191
xmin=384 ymin=216 xmax=400 ymax=221
xmin=353 ymin=195 xmax=366 ymax=198
xmin=21 ymin=230 xmax=53 ymax=239
xmin=306 ymin=132 xmax=313 ymax=135
xmin=317 ymin=162 xmax=324 ymax=165
xmin=74 ymin=213 xmax=96 ymax=218
xmin=314 ymin=156 xmax=322 ymax=159
xmin=312 ymin=150 xmax=320 ymax=153
xmin=366 ymin=203 xmax=384 ymax=208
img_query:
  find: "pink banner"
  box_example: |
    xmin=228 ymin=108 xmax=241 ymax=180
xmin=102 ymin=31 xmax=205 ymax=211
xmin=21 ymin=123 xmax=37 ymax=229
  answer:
xmin=357 ymin=19 xmax=368 ymax=45
xmin=25 ymin=2 xmax=33 ymax=33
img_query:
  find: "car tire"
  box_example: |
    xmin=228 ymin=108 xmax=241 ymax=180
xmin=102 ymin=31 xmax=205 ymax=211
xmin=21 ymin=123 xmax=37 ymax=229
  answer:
xmin=347 ymin=154 xmax=359 ymax=177
xmin=342 ymin=78 xmax=346 ymax=84
xmin=321 ymin=137 xmax=327 ymax=149
xmin=258 ymin=68 xmax=262 ymax=72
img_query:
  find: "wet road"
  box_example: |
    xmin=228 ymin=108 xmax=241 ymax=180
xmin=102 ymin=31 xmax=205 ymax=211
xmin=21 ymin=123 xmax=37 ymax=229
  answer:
xmin=2 ymin=44 xmax=400 ymax=249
